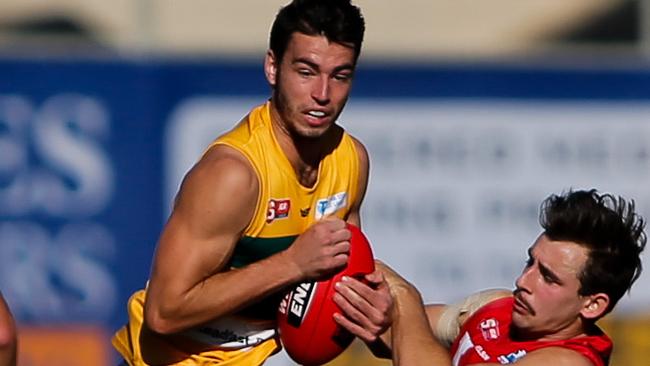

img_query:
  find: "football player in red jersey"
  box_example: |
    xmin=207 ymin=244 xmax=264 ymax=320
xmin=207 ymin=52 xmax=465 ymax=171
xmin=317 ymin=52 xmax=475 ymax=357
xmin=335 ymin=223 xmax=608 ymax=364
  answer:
xmin=335 ymin=189 xmax=646 ymax=366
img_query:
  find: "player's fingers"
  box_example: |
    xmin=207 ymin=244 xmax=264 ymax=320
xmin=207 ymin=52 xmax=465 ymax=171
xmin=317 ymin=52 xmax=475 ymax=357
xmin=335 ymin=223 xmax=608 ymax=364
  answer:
xmin=333 ymin=290 xmax=370 ymax=322
xmin=340 ymin=276 xmax=391 ymax=312
xmin=333 ymin=285 xmax=381 ymax=331
xmin=340 ymin=275 xmax=373 ymax=294
xmin=335 ymin=277 xmax=372 ymax=307
xmin=330 ymin=252 xmax=349 ymax=270
xmin=336 ymin=277 xmax=393 ymax=330
xmin=330 ymin=240 xmax=350 ymax=254
xmin=330 ymin=226 xmax=352 ymax=243
xmin=332 ymin=308 xmax=377 ymax=343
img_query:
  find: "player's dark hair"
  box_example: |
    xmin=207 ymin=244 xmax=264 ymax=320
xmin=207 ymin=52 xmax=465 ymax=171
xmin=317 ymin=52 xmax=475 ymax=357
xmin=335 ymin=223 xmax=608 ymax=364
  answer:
xmin=270 ymin=0 xmax=365 ymax=64
xmin=540 ymin=189 xmax=646 ymax=315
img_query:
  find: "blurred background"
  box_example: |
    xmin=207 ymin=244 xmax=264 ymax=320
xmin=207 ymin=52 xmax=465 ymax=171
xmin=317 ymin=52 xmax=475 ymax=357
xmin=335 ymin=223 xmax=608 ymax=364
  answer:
xmin=1 ymin=0 xmax=649 ymax=365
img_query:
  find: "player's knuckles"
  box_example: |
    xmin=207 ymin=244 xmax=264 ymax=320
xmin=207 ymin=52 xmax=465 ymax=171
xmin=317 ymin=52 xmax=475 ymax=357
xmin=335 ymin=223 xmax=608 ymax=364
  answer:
xmin=377 ymin=296 xmax=392 ymax=313
xmin=369 ymin=313 xmax=387 ymax=329
xmin=362 ymin=307 xmax=383 ymax=325
xmin=327 ymin=217 xmax=346 ymax=228
xmin=330 ymin=230 xmax=347 ymax=243
xmin=319 ymin=217 xmax=343 ymax=231
xmin=333 ymin=253 xmax=349 ymax=266
xmin=337 ymin=227 xmax=352 ymax=241
xmin=323 ymin=257 xmax=346 ymax=272
xmin=332 ymin=241 xmax=350 ymax=255
xmin=310 ymin=222 xmax=332 ymax=239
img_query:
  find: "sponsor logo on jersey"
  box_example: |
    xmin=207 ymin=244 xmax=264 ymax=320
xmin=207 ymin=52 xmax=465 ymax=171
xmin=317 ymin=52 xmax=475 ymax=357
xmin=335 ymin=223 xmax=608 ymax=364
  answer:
xmin=479 ymin=318 xmax=500 ymax=341
xmin=266 ymin=198 xmax=291 ymax=223
xmin=300 ymin=207 xmax=311 ymax=217
xmin=474 ymin=345 xmax=490 ymax=361
xmin=315 ymin=192 xmax=347 ymax=219
xmin=497 ymin=349 xmax=526 ymax=364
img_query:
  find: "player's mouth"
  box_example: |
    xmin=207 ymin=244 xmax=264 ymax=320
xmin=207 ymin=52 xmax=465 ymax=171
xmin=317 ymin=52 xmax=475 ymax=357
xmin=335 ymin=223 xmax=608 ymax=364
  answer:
xmin=304 ymin=110 xmax=331 ymax=126
xmin=513 ymin=295 xmax=534 ymax=315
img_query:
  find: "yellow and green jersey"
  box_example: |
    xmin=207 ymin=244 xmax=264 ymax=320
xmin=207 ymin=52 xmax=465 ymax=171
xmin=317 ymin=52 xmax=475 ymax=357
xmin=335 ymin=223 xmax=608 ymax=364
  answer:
xmin=214 ymin=101 xmax=361 ymax=269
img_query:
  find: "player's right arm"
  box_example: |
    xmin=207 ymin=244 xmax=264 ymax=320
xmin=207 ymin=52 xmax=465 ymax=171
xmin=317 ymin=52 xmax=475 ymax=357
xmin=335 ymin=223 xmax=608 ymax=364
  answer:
xmin=0 ymin=293 xmax=17 ymax=366
xmin=378 ymin=263 xmax=450 ymax=366
xmin=144 ymin=145 xmax=352 ymax=334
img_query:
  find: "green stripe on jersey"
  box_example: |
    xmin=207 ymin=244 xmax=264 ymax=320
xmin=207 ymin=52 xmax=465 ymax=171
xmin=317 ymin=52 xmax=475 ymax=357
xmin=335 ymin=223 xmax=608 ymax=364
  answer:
xmin=230 ymin=235 xmax=298 ymax=268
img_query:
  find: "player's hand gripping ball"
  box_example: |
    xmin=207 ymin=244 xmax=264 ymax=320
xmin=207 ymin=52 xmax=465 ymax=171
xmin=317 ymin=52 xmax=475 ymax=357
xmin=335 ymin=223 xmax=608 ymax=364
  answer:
xmin=277 ymin=223 xmax=375 ymax=366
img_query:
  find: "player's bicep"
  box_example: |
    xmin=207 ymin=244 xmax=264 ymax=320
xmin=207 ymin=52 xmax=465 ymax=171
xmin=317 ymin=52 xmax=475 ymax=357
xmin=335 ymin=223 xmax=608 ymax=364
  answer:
xmin=347 ymin=137 xmax=369 ymax=227
xmin=148 ymin=148 xmax=258 ymax=300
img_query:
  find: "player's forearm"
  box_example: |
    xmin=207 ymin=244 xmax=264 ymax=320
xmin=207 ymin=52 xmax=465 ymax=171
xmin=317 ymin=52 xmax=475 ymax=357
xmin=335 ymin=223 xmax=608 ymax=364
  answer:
xmin=391 ymin=286 xmax=451 ymax=366
xmin=145 ymin=250 xmax=303 ymax=334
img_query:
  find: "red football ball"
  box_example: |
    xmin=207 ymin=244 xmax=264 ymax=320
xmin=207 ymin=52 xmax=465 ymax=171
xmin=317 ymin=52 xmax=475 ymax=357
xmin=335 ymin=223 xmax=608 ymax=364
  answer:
xmin=277 ymin=223 xmax=375 ymax=366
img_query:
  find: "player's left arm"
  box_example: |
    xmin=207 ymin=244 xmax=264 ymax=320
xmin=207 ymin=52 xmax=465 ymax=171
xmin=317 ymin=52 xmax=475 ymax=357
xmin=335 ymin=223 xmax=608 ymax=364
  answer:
xmin=468 ymin=346 xmax=597 ymax=366
xmin=346 ymin=136 xmax=369 ymax=227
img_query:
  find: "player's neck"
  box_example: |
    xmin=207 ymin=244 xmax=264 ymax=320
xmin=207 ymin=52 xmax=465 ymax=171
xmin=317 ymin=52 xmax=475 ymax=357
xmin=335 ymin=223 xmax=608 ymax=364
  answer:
xmin=513 ymin=319 xmax=588 ymax=342
xmin=281 ymin=133 xmax=336 ymax=188
xmin=269 ymin=106 xmax=341 ymax=188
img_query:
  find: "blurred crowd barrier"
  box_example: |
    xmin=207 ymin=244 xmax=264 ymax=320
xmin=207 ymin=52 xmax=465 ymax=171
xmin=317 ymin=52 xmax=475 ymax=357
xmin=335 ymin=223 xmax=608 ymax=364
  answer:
xmin=18 ymin=326 xmax=110 ymax=366
xmin=1 ymin=57 xmax=650 ymax=365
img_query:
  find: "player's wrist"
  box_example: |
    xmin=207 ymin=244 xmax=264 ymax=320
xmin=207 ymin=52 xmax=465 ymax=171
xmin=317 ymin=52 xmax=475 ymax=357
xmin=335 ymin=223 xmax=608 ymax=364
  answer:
xmin=274 ymin=248 xmax=307 ymax=283
xmin=391 ymin=283 xmax=424 ymax=314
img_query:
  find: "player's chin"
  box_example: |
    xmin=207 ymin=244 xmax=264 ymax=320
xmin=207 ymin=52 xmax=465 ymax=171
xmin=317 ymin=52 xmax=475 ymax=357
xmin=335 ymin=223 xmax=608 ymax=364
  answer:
xmin=295 ymin=125 xmax=331 ymax=139
xmin=511 ymin=312 xmax=526 ymax=328
xmin=511 ymin=313 xmax=535 ymax=333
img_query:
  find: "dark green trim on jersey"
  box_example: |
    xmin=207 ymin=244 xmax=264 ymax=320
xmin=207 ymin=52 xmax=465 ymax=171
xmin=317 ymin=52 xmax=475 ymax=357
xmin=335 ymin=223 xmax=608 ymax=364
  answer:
xmin=230 ymin=235 xmax=298 ymax=268
xmin=230 ymin=235 xmax=299 ymax=319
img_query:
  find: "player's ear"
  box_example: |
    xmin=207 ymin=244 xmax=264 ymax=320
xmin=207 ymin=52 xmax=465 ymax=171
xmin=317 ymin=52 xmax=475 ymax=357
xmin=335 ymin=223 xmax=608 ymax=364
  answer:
xmin=580 ymin=293 xmax=609 ymax=320
xmin=265 ymin=50 xmax=278 ymax=87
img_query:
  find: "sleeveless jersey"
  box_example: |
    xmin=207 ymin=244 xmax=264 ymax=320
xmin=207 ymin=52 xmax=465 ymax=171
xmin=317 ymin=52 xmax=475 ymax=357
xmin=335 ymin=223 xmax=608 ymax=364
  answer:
xmin=450 ymin=297 xmax=612 ymax=366
xmin=112 ymin=102 xmax=362 ymax=365
xmin=211 ymin=101 xmax=361 ymax=270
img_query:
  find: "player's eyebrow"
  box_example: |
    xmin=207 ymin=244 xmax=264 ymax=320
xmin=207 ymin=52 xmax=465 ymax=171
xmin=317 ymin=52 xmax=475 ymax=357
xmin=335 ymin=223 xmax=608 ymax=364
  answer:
xmin=528 ymin=247 xmax=562 ymax=284
xmin=293 ymin=58 xmax=354 ymax=73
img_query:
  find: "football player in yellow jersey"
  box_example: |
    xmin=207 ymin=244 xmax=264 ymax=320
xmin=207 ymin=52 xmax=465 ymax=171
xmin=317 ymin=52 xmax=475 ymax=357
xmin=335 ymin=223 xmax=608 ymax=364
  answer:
xmin=0 ymin=293 xmax=17 ymax=366
xmin=112 ymin=1 xmax=392 ymax=365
